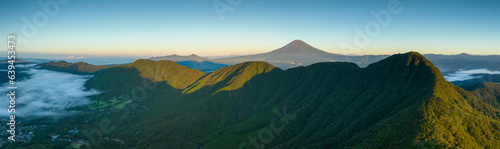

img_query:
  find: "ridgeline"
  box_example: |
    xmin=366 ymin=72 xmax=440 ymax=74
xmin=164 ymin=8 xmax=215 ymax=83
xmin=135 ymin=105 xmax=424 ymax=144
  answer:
xmin=39 ymin=52 xmax=500 ymax=148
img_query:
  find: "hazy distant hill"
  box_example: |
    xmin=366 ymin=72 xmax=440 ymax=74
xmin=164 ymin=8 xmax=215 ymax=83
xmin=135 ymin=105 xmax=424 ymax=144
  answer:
xmin=0 ymin=59 xmax=32 ymax=64
xmin=39 ymin=61 xmax=110 ymax=74
xmin=212 ymin=40 xmax=340 ymax=68
xmin=73 ymin=52 xmax=499 ymax=148
xmin=21 ymin=58 xmax=53 ymax=64
xmin=0 ymin=58 xmax=52 ymax=64
xmin=424 ymin=53 xmax=500 ymax=73
xmin=210 ymin=40 xmax=500 ymax=71
xmin=148 ymin=40 xmax=500 ymax=72
xmin=86 ymin=59 xmax=206 ymax=91
xmin=210 ymin=40 xmax=392 ymax=68
xmin=150 ymin=54 xmax=209 ymax=62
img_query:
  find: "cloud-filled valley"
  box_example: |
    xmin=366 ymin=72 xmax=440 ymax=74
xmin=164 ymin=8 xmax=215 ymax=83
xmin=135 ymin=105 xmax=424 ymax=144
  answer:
xmin=0 ymin=64 xmax=100 ymax=118
xmin=444 ymin=68 xmax=500 ymax=82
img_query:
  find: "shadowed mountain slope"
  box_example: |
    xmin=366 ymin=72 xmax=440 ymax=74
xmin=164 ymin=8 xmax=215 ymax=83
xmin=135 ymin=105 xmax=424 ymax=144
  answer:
xmin=84 ymin=59 xmax=206 ymax=95
xmin=75 ymin=52 xmax=500 ymax=148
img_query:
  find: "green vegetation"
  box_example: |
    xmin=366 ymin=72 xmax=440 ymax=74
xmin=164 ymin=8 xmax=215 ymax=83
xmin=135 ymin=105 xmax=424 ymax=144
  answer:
xmin=30 ymin=52 xmax=500 ymax=148
xmin=69 ymin=97 xmax=134 ymax=111
xmin=183 ymin=61 xmax=277 ymax=94
xmin=39 ymin=61 xmax=110 ymax=74
xmin=114 ymin=100 xmax=133 ymax=109
xmin=70 ymin=142 xmax=83 ymax=149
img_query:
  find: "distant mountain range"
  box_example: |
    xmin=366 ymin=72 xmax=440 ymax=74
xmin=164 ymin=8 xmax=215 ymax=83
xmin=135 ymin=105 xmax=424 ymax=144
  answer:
xmin=212 ymin=40 xmax=345 ymax=68
xmin=38 ymin=52 xmax=500 ymax=148
xmin=150 ymin=40 xmax=500 ymax=72
xmin=0 ymin=58 xmax=53 ymax=64
xmin=151 ymin=40 xmax=390 ymax=69
xmin=424 ymin=53 xmax=500 ymax=73
xmin=150 ymin=54 xmax=209 ymax=62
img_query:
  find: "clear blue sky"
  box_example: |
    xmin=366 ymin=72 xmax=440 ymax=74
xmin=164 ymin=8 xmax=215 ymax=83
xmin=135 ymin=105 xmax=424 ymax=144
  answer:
xmin=0 ymin=0 xmax=499 ymax=59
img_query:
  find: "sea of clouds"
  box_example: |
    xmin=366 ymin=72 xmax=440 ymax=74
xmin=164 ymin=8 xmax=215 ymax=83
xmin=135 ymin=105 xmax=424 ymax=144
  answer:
xmin=444 ymin=68 xmax=500 ymax=82
xmin=0 ymin=64 xmax=100 ymax=117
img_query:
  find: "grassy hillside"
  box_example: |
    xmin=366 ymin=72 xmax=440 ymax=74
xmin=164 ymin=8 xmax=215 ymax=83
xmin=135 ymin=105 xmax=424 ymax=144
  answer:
xmin=85 ymin=59 xmax=206 ymax=93
xmin=183 ymin=61 xmax=277 ymax=94
xmin=70 ymin=52 xmax=500 ymax=148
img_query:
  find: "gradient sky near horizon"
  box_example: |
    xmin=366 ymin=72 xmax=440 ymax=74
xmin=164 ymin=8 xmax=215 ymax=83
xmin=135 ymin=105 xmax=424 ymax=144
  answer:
xmin=0 ymin=0 xmax=499 ymax=59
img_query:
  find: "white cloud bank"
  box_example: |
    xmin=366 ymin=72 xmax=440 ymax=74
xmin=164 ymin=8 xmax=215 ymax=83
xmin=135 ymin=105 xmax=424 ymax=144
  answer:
xmin=0 ymin=64 xmax=100 ymax=117
xmin=444 ymin=69 xmax=500 ymax=82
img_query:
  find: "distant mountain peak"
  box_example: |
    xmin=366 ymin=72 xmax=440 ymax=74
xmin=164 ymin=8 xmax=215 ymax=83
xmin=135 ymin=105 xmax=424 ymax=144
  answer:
xmin=366 ymin=52 xmax=445 ymax=88
xmin=270 ymin=40 xmax=327 ymax=54
xmin=287 ymin=40 xmax=309 ymax=47
xmin=150 ymin=54 xmax=208 ymax=62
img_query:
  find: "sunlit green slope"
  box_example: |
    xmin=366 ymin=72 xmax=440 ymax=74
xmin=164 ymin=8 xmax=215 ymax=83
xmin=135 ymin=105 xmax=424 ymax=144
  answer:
xmin=42 ymin=52 xmax=500 ymax=149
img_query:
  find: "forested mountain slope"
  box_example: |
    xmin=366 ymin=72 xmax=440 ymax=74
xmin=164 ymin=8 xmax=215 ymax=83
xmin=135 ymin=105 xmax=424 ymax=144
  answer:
xmin=58 ymin=52 xmax=500 ymax=148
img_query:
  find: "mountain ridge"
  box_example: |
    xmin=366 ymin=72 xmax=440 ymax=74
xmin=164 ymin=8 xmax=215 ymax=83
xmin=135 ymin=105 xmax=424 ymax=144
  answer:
xmin=150 ymin=54 xmax=209 ymax=62
xmin=38 ymin=60 xmax=110 ymax=74
xmin=183 ymin=61 xmax=278 ymax=94
xmin=84 ymin=59 xmax=206 ymax=95
xmin=145 ymin=40 xmax=500 ymax=72
xmin=35 ymin=52 xmax=500 ymax=148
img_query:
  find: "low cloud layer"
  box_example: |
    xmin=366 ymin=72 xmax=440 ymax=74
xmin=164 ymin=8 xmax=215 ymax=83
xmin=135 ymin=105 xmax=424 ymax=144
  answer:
xmin=0 ymin=64 xmax=100 ymax=117
xmin=444 ymin=69 xmax=500 ymax=82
